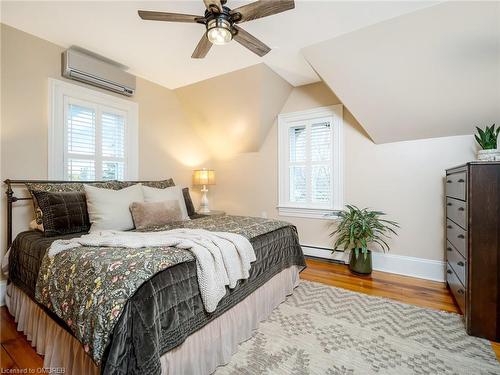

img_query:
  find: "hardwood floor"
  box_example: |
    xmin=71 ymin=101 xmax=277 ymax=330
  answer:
xmin=301 ymin=258 xmax=460 ymax=313
xmin=1 ymin=258 xmax=499 ymax=371
xmin=300 ymin=258 xmax=500 ymax=361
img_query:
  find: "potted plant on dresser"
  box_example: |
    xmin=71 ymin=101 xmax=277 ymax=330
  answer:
xmin=475 ymin=124 xmax=500 ymax=161
xmin=330 ymin=205 xmax=399 ymax=275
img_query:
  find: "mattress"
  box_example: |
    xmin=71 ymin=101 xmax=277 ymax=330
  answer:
xmin=8 ymin=215 xmax=306 ymax=375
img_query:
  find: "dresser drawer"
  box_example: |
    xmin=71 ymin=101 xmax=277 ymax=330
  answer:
xmin=446 ymin=263 xmax=466 ymax=313
xmin=446 ymin=172 xmax=467 ymax=200
xmin=446 ymin=197 xmax=467 ymax=229
xmin=446 ymin=219 xmax=467 ymax=258
xmin=446 ymin=241 xmax=466 ymax=285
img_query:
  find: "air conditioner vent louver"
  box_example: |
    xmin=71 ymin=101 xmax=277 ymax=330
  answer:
xmin=62 ymin=48 xmax=136 ymax=96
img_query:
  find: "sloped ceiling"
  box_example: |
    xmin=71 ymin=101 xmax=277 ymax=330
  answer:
xmin=303 ymin=1 xmax=500 ymax=144
xmin=175 ymin=63 xmax=292 ymax=158
xmin=0 ymin=1 xmax=436 ymax=89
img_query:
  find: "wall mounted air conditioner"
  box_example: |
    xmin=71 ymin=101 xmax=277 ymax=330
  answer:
xmin=62 ymin=47 xmax=136 ymax=96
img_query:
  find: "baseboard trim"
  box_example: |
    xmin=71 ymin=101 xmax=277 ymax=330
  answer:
xmin=301 ymin=245 xmax=445 ymax=282
xmin=0 ymin=280 xmax=6 ymax=306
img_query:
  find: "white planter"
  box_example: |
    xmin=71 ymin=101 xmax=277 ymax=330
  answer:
xmin=477 ymin=149 xmax=500 ymax=161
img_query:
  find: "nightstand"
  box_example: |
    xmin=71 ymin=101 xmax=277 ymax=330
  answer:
xmin=197 ymin=210 xmax=226 ymax=217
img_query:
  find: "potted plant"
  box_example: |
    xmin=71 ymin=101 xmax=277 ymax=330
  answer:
xmin=475 ymin=124 xmax=500 ymax=161
xmin=330 ymin=205 xmax=399 ymax=275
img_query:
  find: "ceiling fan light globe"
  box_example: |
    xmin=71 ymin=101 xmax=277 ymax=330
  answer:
xmin=207 ymin=27 xmax=232 ymax=45
xmin=206 ymin=18 xmax=232 ymax=45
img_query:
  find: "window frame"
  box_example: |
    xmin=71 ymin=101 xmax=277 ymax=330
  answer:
xmin=48 ymin=78 xmax=138 ymax=180
xmin=277 ymin=105 xmax=344 ymax=219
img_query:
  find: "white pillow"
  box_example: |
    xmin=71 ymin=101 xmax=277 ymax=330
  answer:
xmin=84 ymin=184 xmax=144 ymax=231
xmin=142 ymin=185 xmax=190 ymax=221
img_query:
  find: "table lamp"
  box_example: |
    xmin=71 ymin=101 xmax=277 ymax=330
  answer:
xmin=192 ymin=169 xmax=216 ymax=214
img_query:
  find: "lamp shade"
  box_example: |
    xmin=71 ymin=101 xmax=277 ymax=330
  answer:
xmin=192 ymin=169 xmax=215 ymax=186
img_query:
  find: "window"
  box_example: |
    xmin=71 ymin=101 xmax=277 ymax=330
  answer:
xmin=49 ymin=79 xmax=138 ymax=180
xmin=278 ymin=105 xmax=343 ymax=218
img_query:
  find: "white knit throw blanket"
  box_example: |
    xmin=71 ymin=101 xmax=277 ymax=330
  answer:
xmin=48 ymin=229 xmax=256 ymax=312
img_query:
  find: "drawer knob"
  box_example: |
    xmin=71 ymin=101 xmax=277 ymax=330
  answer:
xmin=458 ymin=179 xmax=465 ymax=183
xmin=457 ymin=261 xmax=465 ymax=267
xmin=457 ymin=289 xmax=464 ymax=295
xmin=447 ymin=247 xmax=453 ymax=252
xmin=447 ymin=202 xmax=452 ymax=206
xmin=458 ymin=207 xmax=465 ymax=211
xmin=458 ymin=234 xmax=465 ymax=239
xmin=447 ymin=225 xmax=453 ymax=229
xmin=447 ymin=269 xmax=452 ymax=274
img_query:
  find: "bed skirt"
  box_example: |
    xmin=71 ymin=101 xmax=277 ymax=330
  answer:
xmin=6 ymin=265 xmax=301 ymax=375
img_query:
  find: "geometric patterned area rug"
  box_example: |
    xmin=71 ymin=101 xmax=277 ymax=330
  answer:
xmin=216 ymin=280 xmax=500 ymax=375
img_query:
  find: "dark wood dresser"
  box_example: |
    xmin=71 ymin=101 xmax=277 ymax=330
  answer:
xmin=445 ymin=162 xmax=500 ymax=340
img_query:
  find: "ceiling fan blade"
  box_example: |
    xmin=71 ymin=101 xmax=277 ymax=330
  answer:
xmin=233 ymin=25 xmax=271 ymax=57
xmin=203 ymin=0 xmax=223 ymax=13
xmin=230 ymin=0 xmax=294 ymax=23
xmin=192 ymin=34 xmax=213 ymax=58
xmin=138 ymin=10 xmax=203 ymax=23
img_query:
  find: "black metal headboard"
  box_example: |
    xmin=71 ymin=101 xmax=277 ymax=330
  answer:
xmin=3 ymin=179 xmax=159 ymax=249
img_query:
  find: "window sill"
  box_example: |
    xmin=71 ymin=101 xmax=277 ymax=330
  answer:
xmin=277 ymin=206 xmax=340 ymax=219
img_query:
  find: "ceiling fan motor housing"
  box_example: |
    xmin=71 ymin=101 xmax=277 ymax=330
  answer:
xmin=204 ymin=6 xmax=234 ymax=26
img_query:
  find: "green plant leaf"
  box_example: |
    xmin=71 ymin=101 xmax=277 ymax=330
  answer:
xmin=330 ymin=205 xmax=399 ymax=255
xmin=475 ymin=134 xmax=484 ymax=149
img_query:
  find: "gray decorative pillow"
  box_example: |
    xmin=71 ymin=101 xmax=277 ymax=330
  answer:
xmin=182 ymin=188 xmax=196 ymax=217
xmin=130 ymin=200 xmax=182 ymax=229
xmin=31 ymin=190 xmax=90 ymax=237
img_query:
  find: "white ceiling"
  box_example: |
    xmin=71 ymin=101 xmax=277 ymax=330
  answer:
xmin=1 ymin=0 xmax=437 ymax=89
xmin=303 ymin=1 xmax=500 ymax=143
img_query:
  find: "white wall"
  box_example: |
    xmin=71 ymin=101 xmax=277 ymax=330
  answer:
xmin=211 ymin=83 xmax=476 ymax=262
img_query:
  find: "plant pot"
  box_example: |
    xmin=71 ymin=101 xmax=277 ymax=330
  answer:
xmin=477 ymin=149 xmax=500 ymax=161
xmin=349 ymin=249 xmax=372 ymax=275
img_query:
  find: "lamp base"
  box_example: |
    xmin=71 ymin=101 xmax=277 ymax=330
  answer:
xmin=198 ymin=186 xmax=210 ymax=214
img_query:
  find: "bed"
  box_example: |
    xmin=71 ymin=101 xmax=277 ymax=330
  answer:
xmin=3 ymin=179 xmax=306 ymax=375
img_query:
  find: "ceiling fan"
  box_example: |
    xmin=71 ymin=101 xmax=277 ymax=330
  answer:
xmin=138 ymin=0 xmax=295 ymax=58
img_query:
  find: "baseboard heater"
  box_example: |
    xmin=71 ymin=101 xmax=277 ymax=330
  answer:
xmin=301 ymin=244 xmax=349 ymax=264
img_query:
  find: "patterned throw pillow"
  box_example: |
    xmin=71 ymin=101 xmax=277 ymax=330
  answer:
xmin=122 ymin=179 xmax=175 ymax=189
xmin=31 ymin=190 xmax=90 ymax=237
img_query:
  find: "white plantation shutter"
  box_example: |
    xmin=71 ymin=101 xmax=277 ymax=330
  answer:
xmin=63 ymin=98 xmax=128 ymax=181
xmin=311 ymin=122 xmax=331 ymax=203
xmin=289 ymin=126 xmax=307 ymax=202
xmin=101 ymin=111 xmax=126 ymax=180
xmin=66 ymin=103 xmax=97 ymax=180
xmin=278 ymin=106 xmax=343 ymax=218
xmin=102 ymin=112 xmax=125 ymax=158
xmin=287 ymin=120 xmax=332 ymax=205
